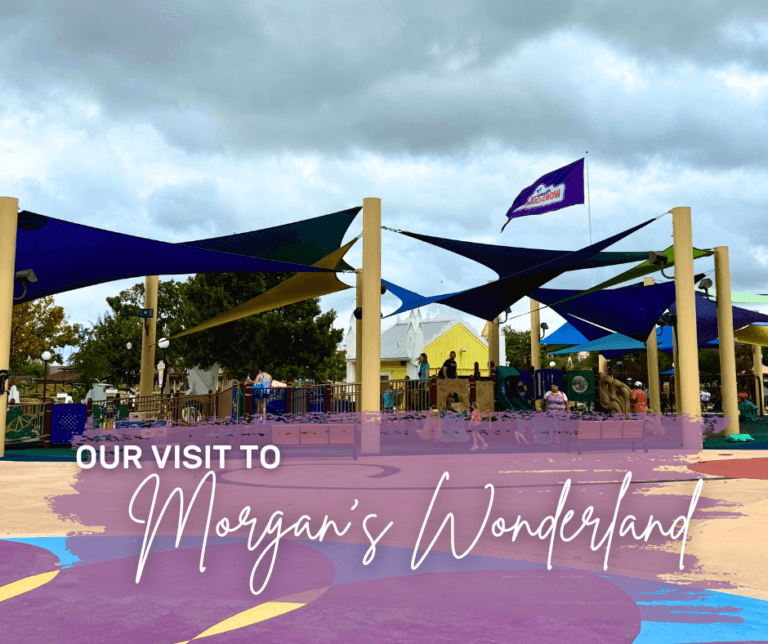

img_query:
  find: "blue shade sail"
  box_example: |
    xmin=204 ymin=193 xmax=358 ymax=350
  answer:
xmin=398 ymin=230 xmax=649 ymax=278
xmin=183 ymin=207 xmax=360 ymax=270
xmin=551 ymin=333 xmax=646 ymax=355
xmin=531 ymin=281 xmax=678 ymax=342
xmin=13 ymin=210 xmax=331 ymax=303
xmin=669 ymin=293 xmax=768 ymax=344
xmin=541 ymin=322 xmax=589 ymax=347
xmin=558 ymin=313 xmax=614 ymax=342
xmin=385 ymin=218 xmax=656 ymax=321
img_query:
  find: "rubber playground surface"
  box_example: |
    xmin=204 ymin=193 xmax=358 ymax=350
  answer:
xmin=1 ymin=447 xmax=768 ymax=643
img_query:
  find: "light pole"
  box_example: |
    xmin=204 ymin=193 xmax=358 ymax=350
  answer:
xmin=126 ymin=342 xmax=132 ymax=393
xmin=41 ymin=350 xmax=52 ymax=403
xmin=158 ymin=338 xmax=170 ymax=395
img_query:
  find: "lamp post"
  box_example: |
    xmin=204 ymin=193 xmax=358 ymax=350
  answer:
xmin=41 ymin=350 xmax=52 ymax=403
xmin=158 ymin=338 xmax=170 ymax=395
xmin=125 ymin=342 xmax=132 ymax=393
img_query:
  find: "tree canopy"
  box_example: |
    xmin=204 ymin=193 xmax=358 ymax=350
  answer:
xmin=72 ymin=280 xmax=185 ymax=387
xmin=177 ymin=272 xmax=343 ymax=381
xmin=11 ymin=297 xmax=79 ymax=372
xmin=73 ymin=273 xmax=344 ymax=386
xmin=502 ymin=327 xmax=550 ymax=368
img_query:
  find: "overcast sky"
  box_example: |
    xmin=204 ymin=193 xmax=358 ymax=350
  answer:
xmin=4 ymin=1 xmax=768 ymax=358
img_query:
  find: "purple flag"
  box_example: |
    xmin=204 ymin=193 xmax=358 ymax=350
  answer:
xmin=502 ymin=158 xmax=585 ymax=231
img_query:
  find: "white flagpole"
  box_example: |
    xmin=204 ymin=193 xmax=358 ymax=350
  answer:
xmin=585 ymin=151 xmax=593 ymax=286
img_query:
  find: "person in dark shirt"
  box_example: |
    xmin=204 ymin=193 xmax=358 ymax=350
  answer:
xmin=440 ymin=351 xmax=458 ymax=379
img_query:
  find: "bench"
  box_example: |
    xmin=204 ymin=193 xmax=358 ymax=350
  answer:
xmin=566 ymin=420 xmax=647 ymax=455
xmin=272 ymin=423 xmax=357 ymax=459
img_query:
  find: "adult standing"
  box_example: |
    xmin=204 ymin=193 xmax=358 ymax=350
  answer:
xmin=440 ymin=351 xmax=458 ymax=379
xmin=630 ymin=381 xmax=647 ymax=413
xmin=543 ymin=383 xmax=568 ymax=412
xmin=418 ymin=353 xmax=430 ymax=411
xmin=544 ymin=383 xmax=568 ymax=444
xmin=418 ymin=353 xmax=430 ymax=380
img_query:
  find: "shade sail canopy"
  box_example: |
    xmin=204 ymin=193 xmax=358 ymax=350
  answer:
xmin=669 ymin=294 xmax=768 ymax=344
xmin=551 ymin=333 xmax=646 ymax=355
xmin=532 ymin=280 xmax=678 ymax=342
xmin=385 ymin=218 xmax=656 ymax=321
xmin=13 ymin=210 xmax=335 ymax=303
xmin=574 ymin=245 xmax=714 ymax=300
xmin=397 ymin=230 xmax=649 ymax=278
xmin=170 ymin=239 xmax=356 ymax=340
xmin=184 ymin=207 xmax=360 ymax=271
xmin=541 ymin=323 xmax=589 ymax=346
xmin=734 ymin=324 xmax=768 ymax=347
xmin=559 ymin=312 xmax=614 ymax=342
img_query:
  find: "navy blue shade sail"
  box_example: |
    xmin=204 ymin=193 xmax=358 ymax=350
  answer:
xmin=13 ymin=210 xmax=335 ymax=303
xmin=385 ymin=218 xmax=656 ymax=321
xmin=669 ymin=293 xmax=768 ymax=345
xmin=183 ymin=207 xmax=360 ymax=270
xmin=532 ymin=280 xmax=679 ymax=342
xmin=558 ymin=313 xmax=614 ymax=342
xmin=398 ymin=230 xmax=649 ymax=278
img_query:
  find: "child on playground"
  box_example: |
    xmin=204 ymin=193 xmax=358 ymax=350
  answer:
xmin=468 ymin=402 xmax=489 ymax=451
xmin=416 ymin=408 xmax=442 ymax=442
xmin=253 ymin=368 xmax=272 ymax=418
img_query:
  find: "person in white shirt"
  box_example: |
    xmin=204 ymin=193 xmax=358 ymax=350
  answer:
xmin=64 ymin=393 xmax=74 ymax=404
xmin=544 ymin=383 xmax=568 ymax=411
xmin=8 ymin=384 xmax=20 ymax=404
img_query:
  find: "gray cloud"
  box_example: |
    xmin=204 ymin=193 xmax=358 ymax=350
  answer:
xmin=2 ymin=2 xmax=768 ymax=168
xmin=5 ymin=1 xmax=768 ymax=335
xmin=145 ymin=178 xmax=239 ymax=236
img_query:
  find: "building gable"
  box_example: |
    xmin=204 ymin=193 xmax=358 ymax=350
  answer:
xmin=424 ymin=321 xmax=489 ymax=375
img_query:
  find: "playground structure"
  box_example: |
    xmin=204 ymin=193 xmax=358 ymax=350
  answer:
xmin=0 ymin=194 xmax=762 ymax=455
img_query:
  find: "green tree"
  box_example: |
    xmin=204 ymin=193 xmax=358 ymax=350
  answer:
xmin=315 ymin=349 xmax=348 ymax=383
xmin=10 ymin=297 xmax=79 ymax=369
xmin=503 ymin=327 xmax=549 ymax=368
xmin=73 ymin=274 xmax=343 ymax=387
xmin=72 ymin=280 xmax=186 ymax=388
xmin=176 ymin=272 xmax=343 ymax=381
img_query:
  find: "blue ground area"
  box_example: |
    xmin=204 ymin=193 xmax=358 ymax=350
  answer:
xmin=2 ymin=535 xmax=766 ymax=643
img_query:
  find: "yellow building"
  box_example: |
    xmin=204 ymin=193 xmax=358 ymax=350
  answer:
xmin=345 ymin=309 xmax=504 ymax=381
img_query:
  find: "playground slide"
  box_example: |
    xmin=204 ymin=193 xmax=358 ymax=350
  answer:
xmin=495 ymin=366 xmax=534 ymax=412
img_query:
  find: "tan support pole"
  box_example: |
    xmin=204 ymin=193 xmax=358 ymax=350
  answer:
xmin=139 ymin=276 xmax=159 ymax=399
xmin=489 ymin=316 xmax=500 ymax=370
xmin=0 ymin=197 xmax=19 ymax=458
xmin=672 ymin=329 xmax=681 ymax=414
xmin=752 ymin=342 xmax=764 ymax=417
xmin=644 ymin=277 xmax=661 ymax=414
xmin=713 ymin=247 xmax=739 ymax=434
xmin=361 ymin=198 xmax=381 ymax=454
xmin=671 ymin=207 xmax=702 ymax=450
xmin=488 ymin=281 xmax=500 ymax=372
xmin=531 ymin=298 xmax=542 ymax=409
xmin=355 ymin=270 xmax=363 ymax=382
xmin=598 ymin=354 xmax=608 ymax=378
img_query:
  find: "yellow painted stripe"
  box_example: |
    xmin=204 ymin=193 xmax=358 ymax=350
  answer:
xmin=0 ymin=570 xmax=59 ymax=603
xmin=176 ymin=601 xmax=305 ymax=642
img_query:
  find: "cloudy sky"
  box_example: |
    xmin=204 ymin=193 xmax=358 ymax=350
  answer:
xmin=4 ymin=1 xmax=768 ymax=357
